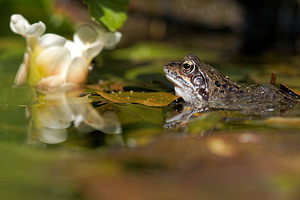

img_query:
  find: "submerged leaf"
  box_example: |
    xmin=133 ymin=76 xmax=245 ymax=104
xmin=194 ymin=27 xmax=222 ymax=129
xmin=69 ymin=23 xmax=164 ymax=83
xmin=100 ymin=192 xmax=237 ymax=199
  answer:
xmin=96 ymin=91 xmax=178 ymax=107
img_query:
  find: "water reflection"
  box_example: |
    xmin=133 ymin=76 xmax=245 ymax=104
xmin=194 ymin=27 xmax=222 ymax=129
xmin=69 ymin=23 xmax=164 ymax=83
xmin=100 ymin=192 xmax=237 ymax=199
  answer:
xmin=164 ymin=102 xmax=218 ymax=138
xmin=164 ymin=102 xmax=201 ymax=129
xmin=165 ymin=98 xmax=300 ymax=136
xmin=28 ymin=89 xmax=121 ymax=144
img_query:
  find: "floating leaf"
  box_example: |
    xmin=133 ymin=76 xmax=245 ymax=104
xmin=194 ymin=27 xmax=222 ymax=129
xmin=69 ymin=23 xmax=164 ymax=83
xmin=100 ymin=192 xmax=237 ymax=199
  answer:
xmin=96 ymin=91 xmax=178 ymax=107
xmin=84 ymin=0 xmax=129 ymax=32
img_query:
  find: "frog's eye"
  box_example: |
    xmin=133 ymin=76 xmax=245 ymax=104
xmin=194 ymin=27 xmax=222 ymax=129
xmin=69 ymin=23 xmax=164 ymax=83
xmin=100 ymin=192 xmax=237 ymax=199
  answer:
xmin=192 ymin=75 xmax=203 ymax=86
xmin=181 ymin=61 xmax=195 ymax=74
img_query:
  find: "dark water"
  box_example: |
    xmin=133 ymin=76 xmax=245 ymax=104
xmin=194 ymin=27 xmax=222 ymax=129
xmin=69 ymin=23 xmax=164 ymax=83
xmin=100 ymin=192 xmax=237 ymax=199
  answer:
xmin=1 ymin=36 xmax=300 ymax=200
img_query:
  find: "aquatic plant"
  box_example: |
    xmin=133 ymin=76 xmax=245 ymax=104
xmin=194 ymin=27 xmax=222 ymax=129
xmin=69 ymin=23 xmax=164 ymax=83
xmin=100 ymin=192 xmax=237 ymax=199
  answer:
xmin=10 ymin=14 xmax=121 ymax=92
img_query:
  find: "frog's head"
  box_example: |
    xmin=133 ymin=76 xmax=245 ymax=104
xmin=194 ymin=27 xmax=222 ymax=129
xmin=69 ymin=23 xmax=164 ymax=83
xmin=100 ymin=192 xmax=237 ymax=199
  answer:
xmin=164 ymin=54 xmax=212 ymax=104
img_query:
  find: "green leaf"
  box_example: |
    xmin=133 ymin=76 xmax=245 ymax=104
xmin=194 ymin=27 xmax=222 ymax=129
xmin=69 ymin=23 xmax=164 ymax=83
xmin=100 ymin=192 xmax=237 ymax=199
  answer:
xmin=84 ymin=0 xmax=129 ymax=32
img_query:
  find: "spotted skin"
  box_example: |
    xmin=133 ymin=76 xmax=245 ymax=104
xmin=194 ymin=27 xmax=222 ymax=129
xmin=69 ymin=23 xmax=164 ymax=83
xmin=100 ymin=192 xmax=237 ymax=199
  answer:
xmin=164 ymin=54 xmax=299 ymax=112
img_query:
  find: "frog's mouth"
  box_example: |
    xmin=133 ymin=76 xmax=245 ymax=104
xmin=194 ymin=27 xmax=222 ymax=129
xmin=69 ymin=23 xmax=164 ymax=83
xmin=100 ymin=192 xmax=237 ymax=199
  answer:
xmin=164 ymin=66 xmax=193 ymax=90
xmin=165 ymin=74 xmax=190 ymax=89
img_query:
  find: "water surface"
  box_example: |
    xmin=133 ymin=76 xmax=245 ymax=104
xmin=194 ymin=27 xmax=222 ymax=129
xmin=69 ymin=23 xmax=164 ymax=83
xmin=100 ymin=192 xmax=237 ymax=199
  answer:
xmin=1 ymin=36 xmax=300 ymax=200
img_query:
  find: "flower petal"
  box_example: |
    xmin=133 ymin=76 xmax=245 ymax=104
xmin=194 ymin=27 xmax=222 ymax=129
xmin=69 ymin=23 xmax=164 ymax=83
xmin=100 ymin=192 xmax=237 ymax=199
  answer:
xmin=73 ymin=25 xmax=98 ymax=50
xmin=73 ymin=25 xmax=105 ymax=60
xmin=26 ymin=22 xmax=46 ymax=37
xmin=66 ymin=57 xmax=89 ymax=85
xmin=101 ymin=31 xmax=122 ymax=49
xmin=64 ymin=40 xmax=82 ymax=59
xmin=10 ymin=14 xmax=30 ymax=36
xmin=14 ymin=52 xmax=30 ymax=86
xmin=39 ymin=33 xmax=66 ymax=48
xmin=35 ymin=46 xmax=71 ymax=78
xmin=25 ymin=22 xmax=46 ymax=50
xmin=14 ymin=63 xmax=28 ymax=86
xmin=83 ymin=42 xmax=104 ymax=61
xmin=36 ymin=76 xmax=65 ymax=91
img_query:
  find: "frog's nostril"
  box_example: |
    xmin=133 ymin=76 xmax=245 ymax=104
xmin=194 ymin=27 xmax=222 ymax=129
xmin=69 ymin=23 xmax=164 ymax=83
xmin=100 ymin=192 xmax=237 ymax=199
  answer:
xmin=163 ymin=66 xmax=169 ymax=73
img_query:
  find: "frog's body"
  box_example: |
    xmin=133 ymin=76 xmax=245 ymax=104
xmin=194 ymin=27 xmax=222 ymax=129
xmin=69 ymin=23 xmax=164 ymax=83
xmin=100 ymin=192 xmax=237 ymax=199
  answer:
xmin=164 ymin=54 xmax=299 ymax=113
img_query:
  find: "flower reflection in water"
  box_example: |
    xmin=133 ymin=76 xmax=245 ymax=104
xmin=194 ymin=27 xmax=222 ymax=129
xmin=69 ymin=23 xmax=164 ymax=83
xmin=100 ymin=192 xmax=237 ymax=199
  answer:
xmin=28 ymin=90 xmax=121 ymax=144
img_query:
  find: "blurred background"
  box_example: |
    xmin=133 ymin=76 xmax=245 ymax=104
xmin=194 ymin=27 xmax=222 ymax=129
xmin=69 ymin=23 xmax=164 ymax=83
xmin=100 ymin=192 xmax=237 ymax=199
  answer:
xmin=43 ymin=0 xmax=300 ymax=89
xmin=122 ymin=0 xmax=300 ymax=55
xmin=49 ymin=0 xmax=300 ymax=56
xmin=3 ymin=0 xmax=300 ymax=55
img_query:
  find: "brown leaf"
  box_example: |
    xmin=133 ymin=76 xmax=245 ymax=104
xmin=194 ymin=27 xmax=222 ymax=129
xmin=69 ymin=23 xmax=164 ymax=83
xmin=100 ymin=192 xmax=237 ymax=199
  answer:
xmin=97 ymin=91 xmax=178 ymax=107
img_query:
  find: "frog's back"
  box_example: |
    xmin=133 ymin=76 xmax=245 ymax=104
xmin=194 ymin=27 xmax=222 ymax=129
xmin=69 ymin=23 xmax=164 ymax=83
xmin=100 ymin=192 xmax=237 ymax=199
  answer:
xmin=164 ymin=54 xmax=299 ymax=113
xmin=209 ymin=83 xmax=299 ymax=112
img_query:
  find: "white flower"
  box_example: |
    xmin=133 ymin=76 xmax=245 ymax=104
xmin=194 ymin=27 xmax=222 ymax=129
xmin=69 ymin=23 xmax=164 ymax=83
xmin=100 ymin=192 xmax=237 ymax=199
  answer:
xmin=10 ymin=14 xmax=121 ymax=92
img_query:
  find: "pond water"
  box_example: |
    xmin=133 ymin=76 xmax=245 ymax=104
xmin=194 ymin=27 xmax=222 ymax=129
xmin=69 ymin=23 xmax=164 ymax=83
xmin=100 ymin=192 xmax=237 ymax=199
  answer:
xmin=1 ymin=35 xmax=300 ymax=200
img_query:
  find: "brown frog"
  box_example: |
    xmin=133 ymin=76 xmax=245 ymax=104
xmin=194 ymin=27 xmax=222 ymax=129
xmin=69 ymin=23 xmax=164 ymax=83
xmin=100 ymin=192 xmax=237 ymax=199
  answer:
xmin=164 ymin=54 xmax=299 ymax=113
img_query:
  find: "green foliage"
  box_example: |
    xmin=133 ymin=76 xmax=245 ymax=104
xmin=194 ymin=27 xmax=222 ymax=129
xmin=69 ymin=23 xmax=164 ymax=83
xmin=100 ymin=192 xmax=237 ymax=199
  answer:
xmin=0 ymin=0 xmax=73 ymax=37
xmin=84 ymin=0 xmax=129 ymax=32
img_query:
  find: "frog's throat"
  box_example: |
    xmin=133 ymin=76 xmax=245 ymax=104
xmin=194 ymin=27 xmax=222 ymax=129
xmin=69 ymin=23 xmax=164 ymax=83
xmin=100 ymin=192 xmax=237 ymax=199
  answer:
xmin=166 ymin=74 xmax=204 ymax=103
xmin=174 ymin=86 xmax=200 ymax=103
xmin=165 ymin=74 xmax=193 ymax=90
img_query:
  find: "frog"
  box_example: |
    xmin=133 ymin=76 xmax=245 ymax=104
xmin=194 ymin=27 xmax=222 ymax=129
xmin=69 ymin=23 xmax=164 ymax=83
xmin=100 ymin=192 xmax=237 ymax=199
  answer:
xmin=164 ymin=54 xmax=299 ymax=114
